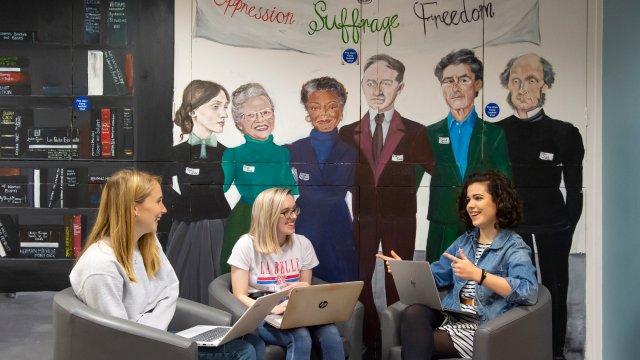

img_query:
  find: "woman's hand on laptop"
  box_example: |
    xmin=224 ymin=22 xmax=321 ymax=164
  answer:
xmin=375 ymin=250 xmax=402 ymax=273
xmin=271 ymin=299 xmax=288 ymax=315
xmin=282 ymin=281 xmax=309 ymax=292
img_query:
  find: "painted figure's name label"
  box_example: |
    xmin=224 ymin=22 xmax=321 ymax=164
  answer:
xmin=413 ymin=0 xmax=495 ymax=36
xmin=212 ymin=0 xmax=295 ymax=24
xmin=308 ymin=0 xmax=400 ymax=46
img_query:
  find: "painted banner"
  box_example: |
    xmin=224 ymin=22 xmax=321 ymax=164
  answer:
xmin=194 ymin=0 xmax=540 ymax=55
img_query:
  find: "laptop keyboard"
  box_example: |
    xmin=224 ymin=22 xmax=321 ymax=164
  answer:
xmin=191 ymin=327 xmax=231 ymax=342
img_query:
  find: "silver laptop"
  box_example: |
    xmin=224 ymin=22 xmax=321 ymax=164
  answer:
xmin=264 ymin=281 xmax=363 ymax=329
xmin=176 ymin=290 xmax=285 ymax=347
xmin=389 ymin=260 xmax=479 ymax=318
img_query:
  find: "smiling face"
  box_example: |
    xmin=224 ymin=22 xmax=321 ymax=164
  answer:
xmin=306 ymin=90 xmax=343 ymax=132
xmin=440 ymin=63 xmax=482 ymax=120
xmin=507 ymin=54 xmax=547 ymax=117
xmin=276 ymin=195 xmax=297 ymax=243
xmin=190 ymin=92 xmax=228 ymax=138
xmin=133 ymin=182 xmax=166 ymax=239
xmin=465 ymin=181 xmax=497 ymax=232
xmin=237 ymin=95 xmax=275 ymax=140
xmin=361 ymin=61 xmax=404 ymax=113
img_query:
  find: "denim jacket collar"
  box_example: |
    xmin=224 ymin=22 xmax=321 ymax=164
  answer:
xmin=467 ymin=227 xmax=512 ymax=250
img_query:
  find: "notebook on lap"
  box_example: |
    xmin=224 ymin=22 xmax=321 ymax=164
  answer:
xmin=176 ymin=290 xmax=284 ymax=347
xmin=389 ymin=260 xmax=479 ymax=319
xmin=264 ymin=281 xmax=364 ymax=329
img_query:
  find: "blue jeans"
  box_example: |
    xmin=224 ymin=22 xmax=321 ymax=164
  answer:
xmin=198 ymin=333 xmax=265 ymax=360
xmin=258 ymin=321 xmax=344 ymax=360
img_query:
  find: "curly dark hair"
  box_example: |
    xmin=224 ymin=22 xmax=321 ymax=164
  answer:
xmin=458 ymin=170 xmax=522 ymax=230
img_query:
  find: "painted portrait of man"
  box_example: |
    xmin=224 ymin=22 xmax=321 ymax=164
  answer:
xmin=496 ymin=53 xmax=585 ymax=360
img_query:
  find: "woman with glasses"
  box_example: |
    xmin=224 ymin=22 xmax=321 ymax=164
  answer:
xmin=228 ymin=187 xmax=344 ymax=360
xmin=285 ymin=76 xmax=358 ymax=283
xmin=220 ymin=83 xmax=298 ymax=274
xmin=163 ymin=80 xmax=232 ymax=304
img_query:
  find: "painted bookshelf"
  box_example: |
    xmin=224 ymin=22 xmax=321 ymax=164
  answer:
xmin=0 ymin=0 xmax=174 ymax=292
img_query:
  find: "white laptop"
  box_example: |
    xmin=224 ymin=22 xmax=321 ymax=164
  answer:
xmin=264 ymin=281 xmax=363 ymax=329
xmin=389 ymin=260 xmax=479 ymax=318
xmin=176 ymin=290 xmax=285 ymax=347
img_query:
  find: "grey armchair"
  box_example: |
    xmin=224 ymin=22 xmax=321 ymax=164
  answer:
xmin=380 ymin=284 xmax=552 ymax=360
xmin=53 ymin=287 xmax=232 ymax=360
xmin=209 ymin=272 xmax=364 ymax=359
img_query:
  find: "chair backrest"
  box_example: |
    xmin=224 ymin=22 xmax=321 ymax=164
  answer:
xmin=53 ymin=287 xmax=198 ymax=360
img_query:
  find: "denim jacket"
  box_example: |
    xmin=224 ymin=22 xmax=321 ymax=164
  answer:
xmin=431 ymin=228 xmax=538 ymax=323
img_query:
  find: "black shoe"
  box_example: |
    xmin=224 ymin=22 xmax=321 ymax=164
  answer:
xmin=553 ymin=356 xmax=567 ymax=360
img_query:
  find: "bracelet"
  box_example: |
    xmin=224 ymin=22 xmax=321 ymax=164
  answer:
xmin=478 ymin=269 xmax=487 ymax=286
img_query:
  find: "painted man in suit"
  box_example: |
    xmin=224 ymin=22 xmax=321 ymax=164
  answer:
xmin=339 ymin=54 xmax=434 ymax=353
xmin=426 ymin=49 xmax=512 ymax=263
xmin=496 ymin=53 xmax=584 ymax=360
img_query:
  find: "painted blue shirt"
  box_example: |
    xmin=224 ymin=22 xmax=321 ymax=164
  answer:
xmin=447 ymin=108 xmax=477 ymax=178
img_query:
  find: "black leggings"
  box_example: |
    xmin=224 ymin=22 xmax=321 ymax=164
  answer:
xmin=400 ymin=304 xmax=460 ymax=360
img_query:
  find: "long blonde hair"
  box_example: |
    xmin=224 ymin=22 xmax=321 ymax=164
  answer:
xmin=79 ymin=169 xmax=162 ymax=282
xmin=249 ymin=188 xmax=293 ymax=254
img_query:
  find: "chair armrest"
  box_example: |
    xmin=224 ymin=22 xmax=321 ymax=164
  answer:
xmin=53 ymin=290 xmax=198 ymax=360
xmin=380 ymin=301 xmax=408 ymax=360
xmin=332 ymin=300 xmax=364 ymax=359
xmin=168 ymin=297 xmax=232 ymax=332
xmin=472 ymin=285 xmax=552 ymax=360
xmin=208 ymin=274 xmax=248 ymax=323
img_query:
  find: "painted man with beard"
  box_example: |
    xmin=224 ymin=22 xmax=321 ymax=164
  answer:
xmin=425 ymin=49 xmax=512 ymax=263
xmin=496 ymin=53 xmax=584 ymax=360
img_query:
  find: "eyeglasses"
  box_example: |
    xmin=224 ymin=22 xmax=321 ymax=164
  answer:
xmin=279 ymin=207 xmax=301 ymax=218
xmin=241 ymin=108 xmax=274 ymax=121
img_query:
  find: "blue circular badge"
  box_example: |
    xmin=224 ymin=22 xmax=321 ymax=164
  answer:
xmin=342 ymin=48 xmax=358 ymax=64
xmin=74 ymin=96 xmax=90 ymax=111
xmin=484 ymin=102 xmax=500 ymax=118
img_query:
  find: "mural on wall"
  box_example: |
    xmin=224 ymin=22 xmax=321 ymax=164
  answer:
xmin=170 ymin=0 xmax=589 ymax=358
xmin=193 ymin=0 xmax=541 ymax=55
xmin=425 ymin=49 xmax=512 ymax=263
xmin=219 ymin=83 xmax=298 ymax=274
xmin=287 ymin=77 xmax=358 ymax=284
xmin=164 ymin=80 xmax=232 ymax=304
xmin=495 ymin=53 xmax=585 ymax=357
xmin=338 ymin=54 xmax=434 ymax=344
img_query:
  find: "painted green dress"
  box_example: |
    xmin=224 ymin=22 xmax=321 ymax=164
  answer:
xmin=220 ymin=134 xmax=298 ymax=273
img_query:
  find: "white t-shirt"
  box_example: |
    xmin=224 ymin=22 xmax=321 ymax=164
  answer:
xmin=227 ymin=233 xmax=319 ymax=294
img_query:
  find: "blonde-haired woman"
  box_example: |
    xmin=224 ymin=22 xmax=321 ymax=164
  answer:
xmin=228 ymin=187 xmax=344 ymax=360
xmin=70 ymin=169 xmax=264 ymax=360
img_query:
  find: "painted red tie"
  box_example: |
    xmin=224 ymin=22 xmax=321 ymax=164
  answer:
xmin=372 ymin=113 xmax=384 ymax=164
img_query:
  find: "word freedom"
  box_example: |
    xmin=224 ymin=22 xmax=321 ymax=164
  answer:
xmin=308 ymin=0 xmax=399 ymax=46
xmin=414 ymin=0 xmax=494 ymax=36
xmin=212 ymin=0 xmax=295 ymax=24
